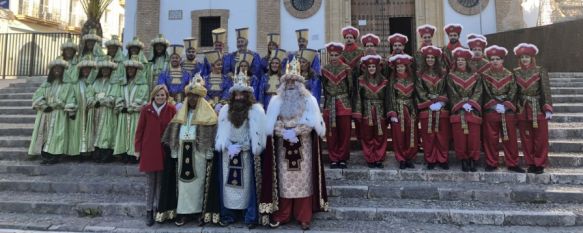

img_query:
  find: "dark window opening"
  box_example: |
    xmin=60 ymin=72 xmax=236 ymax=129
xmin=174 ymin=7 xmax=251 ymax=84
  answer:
xmin=200 ymin=16 xmax=221 ymax=47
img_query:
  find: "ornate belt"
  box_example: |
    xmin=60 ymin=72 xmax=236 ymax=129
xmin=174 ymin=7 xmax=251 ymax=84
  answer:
xmin=325 ymin=93 xmax=348 ymax=129
xmin=524 ymin=96 xmax=540 ymax=128
xmin=397 ymin=99 xmax=415 ymax=148
xmin=365 ymin=100 xmax=384 ymax=135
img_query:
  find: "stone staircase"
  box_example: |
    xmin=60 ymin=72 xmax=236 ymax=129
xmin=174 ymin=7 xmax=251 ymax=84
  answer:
xmin=0 ymin=74 xmax=583 ymax=232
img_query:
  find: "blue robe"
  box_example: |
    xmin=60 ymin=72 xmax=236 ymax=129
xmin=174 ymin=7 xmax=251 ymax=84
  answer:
xmin=257 ymin=73 xmax=282 ymax=109
xmin=203 ymin=73 xmax=233 ymax=105
xmin=304 ymin=71 xmax=322 ymax=106
xmin=181 ymin=59 xmax=205 ymax=77
xmin=157 ymin=69 xmax=191 ymax=96
xmin=223 ymin=51 xmax=262 ymax=78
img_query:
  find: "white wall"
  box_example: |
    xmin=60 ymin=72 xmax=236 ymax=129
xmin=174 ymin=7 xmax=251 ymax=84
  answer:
xmin=158 ymin=0 xmax=257 ymax=52
xmin=443 ymin=0 xmax=497 ymax=45
xmin=279 ymin=0 xmax=326 ymax=51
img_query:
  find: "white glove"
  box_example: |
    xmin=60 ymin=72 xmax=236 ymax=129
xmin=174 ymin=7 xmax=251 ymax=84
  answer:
xmin=545 ymin=111 xmax=553 ymax=120
xmin=283 ymin=129 xmax=299 ymax=143
xmin=227 ymin=144 xmax=242 ymax=158
xmin=135 ymin=152 xmax=140 ymax=159
xmin=175 ymin=102 xmax=183 ymax=111
xmin=429 ymin=103 xmax=439 ymax=111
xmin=390 ymin=117 xmax=399 ymax=123
xmin=495 ymin=104 xmax=505 ymax=113
xmin=214 ymin=103 xmax=223 ymax=113
xmin=463 ymin=103 xmax=473 ymax=112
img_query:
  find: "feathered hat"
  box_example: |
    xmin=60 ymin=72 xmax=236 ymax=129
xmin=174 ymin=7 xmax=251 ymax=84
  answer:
xmin=61 ymin=38 xmax=78 ymax=51
xmin=126 ymin=36 xmax=145 ymax=49
xmin=150 ymin=34 xmax=170 ymax=47
xmin=123 ymin=55 xmax=144 ymax=69
xmin=96 ymin=55 xmax=117 ymax=69
xmin=77 ymin=58 xmax=97 ymax=69
xmin=48 ymin=58 xmax=70 ymax=69
xmin=105 ymin=35 xmax=123 ymax=47
xmin=82 ymin=29 xmax=102 ymax=42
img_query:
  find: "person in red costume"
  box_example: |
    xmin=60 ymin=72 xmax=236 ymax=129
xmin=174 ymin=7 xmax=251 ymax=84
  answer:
xmin=442 ymin=24 xmax=463 ymax=71
xmin=414 ymin=24 xmax=437 ymax=72
xmin=416 ymin=46 xmax=450 ymax=170
xmin=513 ymin=43 xmax=552 ymax=174
xmin=339 ymin=26 xmax=363 ymax=70
xmin=481 ymin=45 xmax=524 ymax=173
xmin=467 ymin=35 xmax=490 ymax=74
xmin=447 ymin=48 xmax=483 ymax=172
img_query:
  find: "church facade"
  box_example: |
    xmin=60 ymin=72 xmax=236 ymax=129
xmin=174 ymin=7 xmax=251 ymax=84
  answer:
xmin=122 ymin=0 xmax=582 ymax=54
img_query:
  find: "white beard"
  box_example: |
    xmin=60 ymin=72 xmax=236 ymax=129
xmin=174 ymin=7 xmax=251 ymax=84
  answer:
xmin=278 ymin=83 xmax=309 ymax=119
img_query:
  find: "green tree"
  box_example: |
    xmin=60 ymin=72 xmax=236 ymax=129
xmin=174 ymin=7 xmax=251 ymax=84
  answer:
xmin=80 ymin=0 xmax=113 ymax=37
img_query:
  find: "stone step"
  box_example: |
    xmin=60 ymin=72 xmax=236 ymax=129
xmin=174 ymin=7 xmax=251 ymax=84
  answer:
xmin=554 ymin=113 xmax=583 ymax=123
xmin=0 ymin=124 xmax=34 ymax=136
xmin=549 ymin=73 xmax=583 ymax=79
xmin=551 ymin=82 xmax=583 ymax=87
xmin=0 ymin=136 xmax=31 ymax=148
xmin=7 ymin=213 xmax=576 ymax=233
xmin=327 ymin=180 xmax=583 ymax=204
xmin=0 ymin=174 xmax=145 ymax=195
xmin=0 ymin=191 xmax=143 ymax=217
xmin=325 ymin=165 xmax=583 ymax=185
xmin=319 ymin=197 xmax=582 ymax=226
xmin=322 ymin=151 xmax=583 ymax=168
xmin=0 ymin=99 xmax=32 ymax=107
xmin=0 ymin=161 xmax=142 ymax=177
xmin=551 ymin=88 xmax=583 ymax=95
xmin=553 ymin=95 xmax=583 ymax=103
xmin=0 ymin=115 xmax=36 ymax=124
xmin=0 ymin=93 xmax=33 ymax=100
xmin=554 ymin=103 xmax=583 ymax=113
xmin=7 ymin=81 xmax=44 ymax=88
xmin=0 ymin=107 xmax=35 ymax=115
xmin=0 ymin=87 xmax=39 ymax=94
xmin=0 ymin=147 xmax=28 ymax=160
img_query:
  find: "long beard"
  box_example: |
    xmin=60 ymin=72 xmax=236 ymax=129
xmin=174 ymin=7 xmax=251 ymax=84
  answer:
xmin=228 ymin=99 xmax=252 ymax=128
xmin=279 ymin=88 xmax=306 ymax=119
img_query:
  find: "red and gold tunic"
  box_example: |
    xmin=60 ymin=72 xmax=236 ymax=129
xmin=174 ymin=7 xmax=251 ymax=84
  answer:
xmin=447 ymin=70 xmax=483 ymax=134
xmin=416 ymin=69 xmax=448 ymax=133
xmin=340 ymin=44 xmax=363 ymax=70
xmin=321 ymin=62 xmax=353 ymax=127
xmin=513 ymin=65 xmax=553 ymax=128
xmin=354 ymin=73 xmax=389 ymax=135
xmin=387 ymin=73 xmax=417 ymax=148
xmin=469 ymin=57 xmax=490 ymax=74
xmin=482 ymin=66 xmax=517 ymax=140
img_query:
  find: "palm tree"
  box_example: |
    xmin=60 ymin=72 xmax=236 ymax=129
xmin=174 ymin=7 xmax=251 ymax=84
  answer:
xmin=80 ymin=0 xmax=113 ymax=37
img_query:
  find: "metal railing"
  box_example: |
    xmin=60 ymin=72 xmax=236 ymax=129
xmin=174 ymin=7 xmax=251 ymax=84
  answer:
xmin=0 ymin=33 xmax=80 ymax=79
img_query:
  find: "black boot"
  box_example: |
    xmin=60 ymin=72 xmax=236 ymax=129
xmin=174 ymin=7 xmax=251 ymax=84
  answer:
xmin=121 ymin=154 xmax=129 ymax=164
xmin=461 ymin=160 xmax=469 ymax=172
xmin=534 ymin=166 xmax=544 ymax=174
xmin=439 ymin=162 xmax=449 ymax=170
xmin=146 ymin=210 xmax=154 ymax=226
xmin=101 ymin=149 xmax=114 ymax=163
xmin=405 ymin=160 xmax=415 ymax=169
xmin=427 ymin=163 xmax=435 ymax=170
xmin=527 ymin=165 xmax=537 ymax=173
xmin=485 ymin=165 xmax=497 ymax=172
xmin=469 ymin=160 xmax=477 ymax=172
xmin=399 ymin=161 xmax=407 ymax=169
xmin=508 ymin=166 xmax=526 ymax=173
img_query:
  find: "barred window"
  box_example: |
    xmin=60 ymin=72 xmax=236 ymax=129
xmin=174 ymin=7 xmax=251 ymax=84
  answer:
xmin=200 ymin=16 xmax=221 ymax=47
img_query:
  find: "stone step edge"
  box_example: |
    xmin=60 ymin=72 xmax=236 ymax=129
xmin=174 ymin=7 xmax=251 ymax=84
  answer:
xmin=322 ymin=207 xmax=580 ymax=226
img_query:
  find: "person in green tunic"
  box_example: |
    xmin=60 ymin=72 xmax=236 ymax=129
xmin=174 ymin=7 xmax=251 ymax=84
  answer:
xmin=65 ymin=59 xmax=98 ymax=159
xmin=59 ymin=38 xmax=80 ymax=83
xmin=113 ymin=55 xmax=149 ymax=163
xmin=29 ymin=58 xmax=75 ymax=165
xmin=125 ymin=36 xmax=149 ymax=82
xmin=88 ymin=56 xmax=119 ymax=162
xmin=104 ymin=35 xmax=126 ymax=84
xmin=148 ymin=34 xmax=170 ymax=91
xmin=79 ymin=29 xmax=105 ymax=60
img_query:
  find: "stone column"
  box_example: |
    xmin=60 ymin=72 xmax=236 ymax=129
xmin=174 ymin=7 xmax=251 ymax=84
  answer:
xmin=325 ymin=0 xmax=351 ymax=43
xmin=136 ymin=0 xmax=161 ymax=50
xmin=256 ymin=0 xmax=281 ymax=56
xmin=495 ymin=0 xmax=525 ymax=32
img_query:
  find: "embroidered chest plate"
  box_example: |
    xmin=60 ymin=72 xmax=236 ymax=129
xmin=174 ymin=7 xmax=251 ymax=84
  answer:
xmin=450 ymin=73 xmax=478 ymax=90
xmin=359 ymin=79 xmax=388 ymax=94
xmin=394 ymin=81 xmax=414 ymax=96
xmin=267 ymin=75 xmax=280 ymax=94
xmin=483 ymin=73 xmax=513 ymax=90
xmin=421 ymin=74 xmax=443 ymax=87
xmin=209 ymin=75 xmax=223 ymax=91
xmin=322 ymin=68 xmax=348 ymax=85
xmin=516 ymin=73 xmax=540 ymax=90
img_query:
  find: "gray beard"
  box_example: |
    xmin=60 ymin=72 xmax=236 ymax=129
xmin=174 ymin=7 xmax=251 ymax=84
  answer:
xmin=279 ymin=88 xmax=306 ymax=119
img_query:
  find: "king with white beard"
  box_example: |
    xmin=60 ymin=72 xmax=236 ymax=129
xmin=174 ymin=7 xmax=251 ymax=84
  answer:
xmin=264 ymin=58 xmax=328 ymax=230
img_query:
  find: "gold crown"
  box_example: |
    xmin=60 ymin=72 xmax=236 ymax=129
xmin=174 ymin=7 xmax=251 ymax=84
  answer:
xmin=184 ymin=72 xmax=207 ymax=97
xmin=229 ymin=71 xmax=254 ymax=93
xmin=285 ymin=57 xmax=301 ymax=76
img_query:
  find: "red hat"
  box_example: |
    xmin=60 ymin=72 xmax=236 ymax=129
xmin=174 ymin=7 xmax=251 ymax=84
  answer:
xmin=417 ymin=24 xmax=436 ymax=37
xmin=467 ymin=33 xmax=486 ymax=41
xmin=388 ymin=33 xmax=408 ymax=45
xmin=467 ymin=38 xmax=487 ymax=50
xmin=513 ymin=43 xmax=539 ymax=57
xmin=341 ymin=26 xmax=360 ymax=39
xmin=452 ymin=47 xmax=473 ymax=60
xmin=325 ymin=42 xmax=345 ymax=53
xmin=360 ymin=55 xmax=382 ymax=65
xmin=360 ymin=33 xmax=380 ymax=46
xmin=389 ymin=54 xmax=413 ymax=65
xmin=485 ymin=45 xmax=508 ymax=58
xmin=444 ymin=24 xmax=463 ymax=35
xmin=421 ymin=45 xmax=443 ymax=57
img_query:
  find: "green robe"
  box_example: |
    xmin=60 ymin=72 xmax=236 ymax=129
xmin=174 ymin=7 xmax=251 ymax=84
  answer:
xmin=88 ymin=76 xmax=119 ymax=150
xmin=28 ymin=80 xmax=74 ymax=156
xmin=148 ymin=55 xmax=169 ymax=91
xmin=112 ymin=72 xmax=149 ymax=156
xmin=66 ymin=75 xmax=96 ymax=156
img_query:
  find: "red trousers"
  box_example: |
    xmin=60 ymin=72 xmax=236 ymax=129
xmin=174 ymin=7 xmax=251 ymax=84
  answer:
xmin=482 ymin=112 xmax=519 ymax=167
xmin=419 ymin=110 xmax=450 ymax=164
xmin=323 ymin=112 xmax=352 ymax=162
xmin=518 ymin=108 xmax=549 ymax=167
xmin=272 ymin=197 xmax=312 ymax=224
xmin=359 ymin=109 xmax=388 ymax=163
xmin=391 ymin=108 xmax=418 ymax=162
xmin=450 ymin=113 xmax=482 ymax=161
